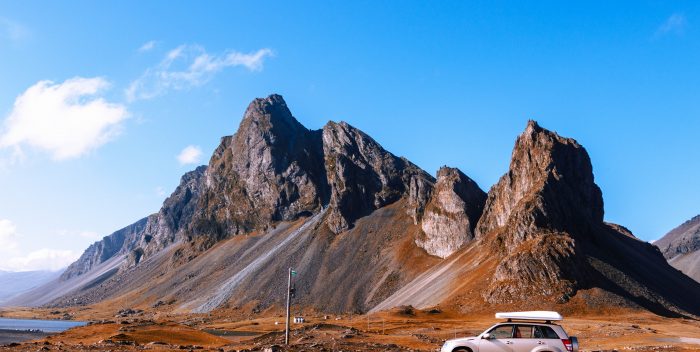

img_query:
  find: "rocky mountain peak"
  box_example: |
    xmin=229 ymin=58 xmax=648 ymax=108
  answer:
xmin=523 ymin=119 xmax=542 ymax=133
xmin=238 ymin=94 xmax=306 ymax=143
xmin=415 ymin=166 xmax=486 ymax=258
xmin=322 ymin=120 xmax=434 ymax=233
xmin=474 ymin=120 xmax=606 ymax=302
xmin=192 ymin=94 xmax=327 ymax=246
xmin=477 ymin=120 xmax=603 ymax=240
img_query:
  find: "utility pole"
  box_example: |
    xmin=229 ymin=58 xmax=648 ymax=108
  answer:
xmin=285 ymin=267 xmax=293 ymax=345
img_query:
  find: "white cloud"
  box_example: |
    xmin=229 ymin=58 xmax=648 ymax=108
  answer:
xmin=654 ymin=13 xmax=687 ymax=38
xmin=0 ymin=220 xmax=77 ymax=271
xmin=1 ymin=249 xmax=79 ymax=272
xmin=138 ymin=40 xmax=157 ymax=52
xmin=0 ymin=17 xmax=29 ymax=42
xmin=0 ymin=219 xmax=19 ymax=252
xmin=177 ymin=145 xmax=202 ymax=165
xmin=0 ymin=77 xmax=129 ymax=161
xmin=126 ymin=45 xmax=273 ymax=102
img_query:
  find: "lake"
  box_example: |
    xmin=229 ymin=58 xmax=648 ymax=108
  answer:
xmin=0 ymin=317 xmax=86 ymax=333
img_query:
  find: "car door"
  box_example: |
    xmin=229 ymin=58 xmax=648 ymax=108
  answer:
xmin=511 ymin=324 xmax=541 ymax=352
xmin=533 ymin=325 xmax=566 ymax=351
xmin=479 ymin=324 xmax=514 ymax=352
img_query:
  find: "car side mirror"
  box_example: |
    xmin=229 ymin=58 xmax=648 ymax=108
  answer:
xmin=481 ymin=333 xmax=491 ymax=339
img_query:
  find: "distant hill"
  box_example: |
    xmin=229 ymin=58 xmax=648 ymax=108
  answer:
xmin=11 ymin=95 xmax=700 ymax=318
xmin=655 ymin=215 xmax=700 ymax=283
xmin=0 ymin=270 xmax=63 ymax=305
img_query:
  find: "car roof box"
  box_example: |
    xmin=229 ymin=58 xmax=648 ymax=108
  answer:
xmin=495 ymin=311 xmax=563 ymax=322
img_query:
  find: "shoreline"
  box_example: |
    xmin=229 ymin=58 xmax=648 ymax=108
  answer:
xmin=0 ymin=329 xmax=51 ymax=345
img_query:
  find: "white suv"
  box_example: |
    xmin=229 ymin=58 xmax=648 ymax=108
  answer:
xmin=441 ymin=311 xmax=579 ymax=352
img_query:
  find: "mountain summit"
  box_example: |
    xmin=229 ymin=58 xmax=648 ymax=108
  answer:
xmin=11 ymin=95 xmax=700 ymax=318
xmin=475 ymin=119 xmax=605 ymax=302
xmin=192 ymin=94 xmax=328 ymax=249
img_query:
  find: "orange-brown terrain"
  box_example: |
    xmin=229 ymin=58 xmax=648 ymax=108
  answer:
xmin=1 ymin=306 xmax=699 ymax=351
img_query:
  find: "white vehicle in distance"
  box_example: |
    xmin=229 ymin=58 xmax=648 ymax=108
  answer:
xmin=441 ymin=311 xmax=579 ymax=352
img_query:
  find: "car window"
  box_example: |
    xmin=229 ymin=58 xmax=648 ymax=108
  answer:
xmin=488 ymin=325 xmax=513 ymax=339
xmin=533 ymin=325 xmax=560 ymax=339
xmin=513 ymin=325 xmax=533 ymax=338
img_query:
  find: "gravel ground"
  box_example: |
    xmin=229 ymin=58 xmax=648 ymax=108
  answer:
xmin=0 ymin=329 xmax=51 ymax=345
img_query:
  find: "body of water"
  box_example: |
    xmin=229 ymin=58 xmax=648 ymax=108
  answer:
xmin=0 ymin=317 xmax=86 ymax=333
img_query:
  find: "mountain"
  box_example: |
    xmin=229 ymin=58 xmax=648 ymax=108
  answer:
xmin=11 ymin=95 xmax=700 ymax=318
xmin=9 ymin=95 xmax=446 ymax=312
xmin=372 ymin=121 xmax=700 ymax=317
xmin=0 ymin=270 xmax=62 ymax=305
xmin=655 ymin=215 xmax=700 ymax=282
xmin=9 ymin=166 xmax=207 ymax=306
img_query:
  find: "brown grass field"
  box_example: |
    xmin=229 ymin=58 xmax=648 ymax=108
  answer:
xmin=1 ymin=305 xmax=699 ymax=351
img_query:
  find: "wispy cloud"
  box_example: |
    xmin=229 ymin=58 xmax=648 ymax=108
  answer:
xmin=125 ymin=45 xmax=273 ymax=102
xmin=0 ymin=77 xmax=129 ymax=161
xmin=0 ymin=220 xmax=77 ymax=271
xmin=0 ymin=17 xmax=29 ymax=42
xmin=138 ymin=40 xmax=157 ymax=53
xmin=177 ymin=145 xmax=202 ymax=165
xmin=654 ymin=13 xmax=688 ymax=39
xmin=2 ymin=248 xmax=79 ymax=272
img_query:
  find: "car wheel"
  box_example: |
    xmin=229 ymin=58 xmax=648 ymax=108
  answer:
xmin=453 ymin=348 xmax=472 ymax=352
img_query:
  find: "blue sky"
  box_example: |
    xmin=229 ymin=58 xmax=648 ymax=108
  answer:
xmin=0 ymin=1 xmax=698 ymax=271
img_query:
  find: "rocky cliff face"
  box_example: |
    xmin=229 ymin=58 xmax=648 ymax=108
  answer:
xmin=192 ymin=97 xmax=437 ymax=238
xmin=475 ymin=120 xmax=603 ymax=302
xmin=477 ymin=120 xmax=604 ymax=240
xmin=416 ymin=167 xmax=486 ymax=258
xmin=61 ymin=217 xmax=148 ymax=280
xmin=61 ymin=166 xmax=207 ymax=279
xmin=128 ymin=165 xmax=207 ymax=266
xmin=656 ymin=215 xmax=700 ymax=282
xmin=192 ymin=95 xmax=327 ymax=247
xmin=322 ymin=121 xmax=434 ymax=233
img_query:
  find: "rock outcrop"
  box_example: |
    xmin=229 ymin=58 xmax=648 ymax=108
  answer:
xmin=656 ymin=215 xmax=700 ymax=282
xmin=322 ymin=121 xmax=434 ymax=233
xmin=416 ymin=166 xmax=486 ymax=258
